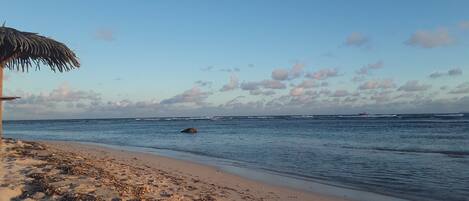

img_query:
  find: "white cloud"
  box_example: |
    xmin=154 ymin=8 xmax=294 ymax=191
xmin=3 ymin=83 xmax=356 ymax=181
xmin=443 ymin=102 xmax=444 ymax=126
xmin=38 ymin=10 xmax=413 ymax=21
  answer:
xmin=306 ymin=68 xmax=339 ymax=80
xmin=249 ymin=90 xmax=276 ymax=96
xmin=329 ymin=90 xmax=350 ymax=97
xmin=271 ymin=69 xmax=289 ymax=81
xmin=429 ymin=68 xmax=463 ymax=78
xmin=449 ymin=82 xmax=469 ymax=94
xmin=220 ymin=67 xmax=241 ymax=73
xmin=201 ymin=66 xmax=240 ymax=72
xmin=49 ymin=85 xmax=100 ymax=102
xmin=356 ymin=61 xmax=383 ymax=75
xmin=370 ymin=92 xmax=392 ymax=103
xmin=448 ymin=68 xmax=463 ymax=76
xmin=95 ymin=28 xmax=115 ymax=41
xmin=352 ymin=76 xmax=365 ymax=82
xmin=405 ymin=29 xmax=453 ymax=48
xmin=344 ymin=32 xmax=369 ymax=47
xmin=429 ymin=72 xmax=445 ymax=78
xmin=11 ymin=83 xmax=100 ymax=106
xmin=195 ymin=80 xmax=213 ymax=87
xmin=271 ymin=63 xmax=305 ymax=81
xmin=160 ymin=87 xmax=211 ymax=105
xmin=261 ymin=80 xmax=286 ymax=89
xmin=240 ymin=80 xmax=286 ymax=91
xmin=290 ymin=87 xmax=304 ymax=96
xmin=289 ymin=63 xmax=305 ymax=79
xmin=5 ymin=84 xmax=103 ymax=119
xmin=358 ymin=79 xmax=396 ymax=90
xmin=221 ymin=96 xmax=245 ymax=108
xmin=201 ymin=66 xmax=214 ymax=71
xmin=239 ymin=79 xmax=285 ymax=96
xmin=398 ymin=80 xmax=431 ymax=92
xmin=297 ymin=80 xmax=316 ymax=88
xmin=220 ymin=75 xmax=239 ymax=92
xmin=240 ymin=81 xmax=261 ymax=91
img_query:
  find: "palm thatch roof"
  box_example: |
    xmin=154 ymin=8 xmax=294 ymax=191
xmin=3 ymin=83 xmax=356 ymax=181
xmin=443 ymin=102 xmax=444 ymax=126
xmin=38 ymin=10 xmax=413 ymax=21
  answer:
xmin=0 ymin=26 xmax=80 ymax=72
xmin=0 ymin=96 xmax=20 ymax=101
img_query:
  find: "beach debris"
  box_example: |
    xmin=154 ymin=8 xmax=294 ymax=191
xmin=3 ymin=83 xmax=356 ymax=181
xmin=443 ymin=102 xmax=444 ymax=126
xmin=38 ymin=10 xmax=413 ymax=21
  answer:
xmin=159 ymin=190 xmax=173 ymax=197
xmin=1 ymin=139 xmax=273 ymax=201
xmin=31 ymin=192 xmax=46 ymax=199
xmin=181 ymin=128 xmax=198 ymax=134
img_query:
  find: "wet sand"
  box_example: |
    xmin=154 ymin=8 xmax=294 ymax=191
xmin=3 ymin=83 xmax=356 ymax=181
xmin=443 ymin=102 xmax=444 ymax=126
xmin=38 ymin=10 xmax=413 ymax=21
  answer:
xmin=0 ymin=138 xmax=347 ymax=201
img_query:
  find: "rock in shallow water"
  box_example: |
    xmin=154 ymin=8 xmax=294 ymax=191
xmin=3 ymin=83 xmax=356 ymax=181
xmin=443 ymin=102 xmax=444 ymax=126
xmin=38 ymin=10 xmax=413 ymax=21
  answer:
xmin=180 ymin=128 xmax=197 ymax=134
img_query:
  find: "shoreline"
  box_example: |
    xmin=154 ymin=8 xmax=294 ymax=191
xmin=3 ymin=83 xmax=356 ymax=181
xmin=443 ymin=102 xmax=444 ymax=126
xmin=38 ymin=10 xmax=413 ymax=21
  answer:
xmin=0 ymin=138 xmax=346 ymax=201
xmin=81 ymin=141 xmax=406 ymax=201
xmin=0 ymin=139 xmax=405 ymax=201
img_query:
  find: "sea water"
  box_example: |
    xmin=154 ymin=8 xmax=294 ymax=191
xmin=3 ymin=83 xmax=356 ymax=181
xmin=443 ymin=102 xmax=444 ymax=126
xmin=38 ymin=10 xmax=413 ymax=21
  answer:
xmin=4 ymin=114 xmax=469 ymax=201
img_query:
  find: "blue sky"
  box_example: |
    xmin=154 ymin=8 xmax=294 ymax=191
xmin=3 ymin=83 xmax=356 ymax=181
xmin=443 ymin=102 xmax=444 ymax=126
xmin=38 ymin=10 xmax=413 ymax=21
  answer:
xmin=2 ymin=0 xmax=469 ymax=119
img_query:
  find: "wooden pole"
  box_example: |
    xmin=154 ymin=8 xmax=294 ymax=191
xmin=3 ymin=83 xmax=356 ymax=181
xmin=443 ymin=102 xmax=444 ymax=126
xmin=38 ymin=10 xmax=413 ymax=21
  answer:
xmin=0 ymin=65 xmax=3 ymax=143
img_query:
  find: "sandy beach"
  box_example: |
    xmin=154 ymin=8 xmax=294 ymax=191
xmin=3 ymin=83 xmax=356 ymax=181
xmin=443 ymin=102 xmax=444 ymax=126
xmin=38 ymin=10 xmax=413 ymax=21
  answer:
xmin=0 ymin=138 xmax=347 ymax=201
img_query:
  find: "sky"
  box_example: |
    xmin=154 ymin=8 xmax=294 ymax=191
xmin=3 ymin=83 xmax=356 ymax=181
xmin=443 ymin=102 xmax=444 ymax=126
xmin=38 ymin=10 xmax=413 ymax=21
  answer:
xmin=2 ymin=0 xmax=469 ymax=120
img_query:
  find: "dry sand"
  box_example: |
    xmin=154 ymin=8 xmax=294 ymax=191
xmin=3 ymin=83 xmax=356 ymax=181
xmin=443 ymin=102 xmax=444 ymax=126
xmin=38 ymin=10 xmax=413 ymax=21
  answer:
xmin=0 ymin=139 xmax=348 ymax=201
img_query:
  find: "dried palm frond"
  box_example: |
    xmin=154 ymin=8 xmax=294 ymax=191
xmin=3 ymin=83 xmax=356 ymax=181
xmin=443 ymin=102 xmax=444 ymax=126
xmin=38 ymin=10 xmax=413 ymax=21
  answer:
xmin=0 ymin=26 xmax=80 ymax=72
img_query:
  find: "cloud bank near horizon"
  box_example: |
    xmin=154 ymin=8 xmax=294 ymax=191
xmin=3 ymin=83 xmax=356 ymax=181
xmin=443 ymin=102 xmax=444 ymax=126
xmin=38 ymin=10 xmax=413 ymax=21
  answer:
xmin=4 ymin=61 xmax=468 ymax=120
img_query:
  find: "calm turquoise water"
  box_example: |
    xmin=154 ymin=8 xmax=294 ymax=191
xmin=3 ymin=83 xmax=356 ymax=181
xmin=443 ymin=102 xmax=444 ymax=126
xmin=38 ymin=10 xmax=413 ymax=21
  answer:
xmin=4 ymin=114 xmax=469 ymax=201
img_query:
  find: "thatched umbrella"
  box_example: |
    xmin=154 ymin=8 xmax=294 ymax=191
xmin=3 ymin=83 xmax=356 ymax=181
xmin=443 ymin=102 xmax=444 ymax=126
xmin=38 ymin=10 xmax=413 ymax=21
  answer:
xmin=0 ymin=25 xmax=80 ymax=142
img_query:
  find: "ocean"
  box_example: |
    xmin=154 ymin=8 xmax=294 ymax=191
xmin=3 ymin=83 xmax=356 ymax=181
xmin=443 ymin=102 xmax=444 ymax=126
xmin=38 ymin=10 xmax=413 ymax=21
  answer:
xmin=4 ymin=114 xmax=469 ymax=201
